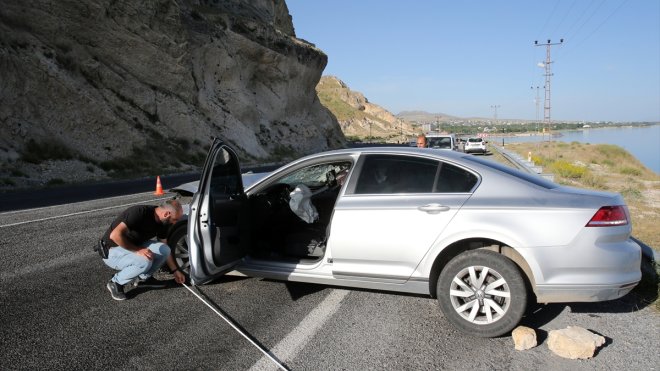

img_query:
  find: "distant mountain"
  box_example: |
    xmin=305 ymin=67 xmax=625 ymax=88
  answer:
xmin=397 ymin=111 xmax=458 ymax=123
xmin=316 ymin=76 xmax=417 ymax=141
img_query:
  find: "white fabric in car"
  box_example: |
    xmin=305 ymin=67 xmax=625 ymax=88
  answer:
xmin=289 ymin=184 xmax=319 ymax=223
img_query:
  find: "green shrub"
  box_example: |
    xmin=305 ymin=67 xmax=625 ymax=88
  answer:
xmin=10 ymin=168 xmax=27 ymax=177
xmin=21 ymin=139 xmax=75 ymax=164
xmin=581 ymin=172 xmax=607 ymax=189
xmin=620 ymin=187 xmax=642 ymax=200
xmin=550 ymin=160 xmax=586 ymax=179
xmin=99 ymin=136 xmax=207 ymax=178
xmin=597 ymin=144 xmax=632 ymax=160
xmin=46 ymin=178 xmax=66 ymax=186
xmin=619 ymin=167 xmax=642 ymax=176
xmin=531 ymin=155 xmax=550 ymax=166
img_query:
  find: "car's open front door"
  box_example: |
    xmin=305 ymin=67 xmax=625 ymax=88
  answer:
xmin=188 ymin=139 xmax=247 ymax=285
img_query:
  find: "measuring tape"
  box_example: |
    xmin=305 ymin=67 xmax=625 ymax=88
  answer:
xmin=181 ymin=283 xmax=289 ymax=370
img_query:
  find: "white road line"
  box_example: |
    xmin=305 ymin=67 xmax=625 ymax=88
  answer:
xmin=0 ymin=192 xmax=160 ymax=216
xmin=0 ymin=199 xmax=160 ymax=228
xmin=249 ymin=289 xmax=349 ymax=371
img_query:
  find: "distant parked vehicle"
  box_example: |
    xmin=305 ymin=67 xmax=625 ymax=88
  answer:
xmin=426 ymin=133 xmax=457 ymax=150
xmin=464 ymin=137 xmax=487 ymax=154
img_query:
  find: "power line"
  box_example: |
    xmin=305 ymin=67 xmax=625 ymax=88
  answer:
xmin=563 ymin=0 xmax=608 ymax=46
xmin=562 ymin=0 xmax=598 ymax=39
xmin=535 ymin=1 xmax=562 ymax=41
xmin=557 ymin=0 xmax=630 ymax=61
xmin=550 ymin=0 xmax=579 ymax=37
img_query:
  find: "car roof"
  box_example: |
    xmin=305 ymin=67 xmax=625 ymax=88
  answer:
xmin=295 ymin=146 xmax=469 ymax=162
xmin=425 ymin=133 xmax=455 ymax=137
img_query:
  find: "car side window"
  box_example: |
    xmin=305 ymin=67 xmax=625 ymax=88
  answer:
xmin=354 ymin=155 xmax=439 ymax=194
xmin=435 ymin=162 xmax=478 ymax=193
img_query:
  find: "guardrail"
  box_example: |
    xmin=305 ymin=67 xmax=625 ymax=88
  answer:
xmin=490 ymin=144 xmax=554 ymax=181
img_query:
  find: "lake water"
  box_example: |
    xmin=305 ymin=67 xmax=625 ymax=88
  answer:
xmin=501 ymin=125 xmax=659 ymax=174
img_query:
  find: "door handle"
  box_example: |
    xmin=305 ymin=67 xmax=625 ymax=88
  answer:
xmin=418 ymin=204 xmax=450 ymax=214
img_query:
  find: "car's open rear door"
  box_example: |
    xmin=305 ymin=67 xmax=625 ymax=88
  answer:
xmin=188 ymin=138 xmax=247 ymax=285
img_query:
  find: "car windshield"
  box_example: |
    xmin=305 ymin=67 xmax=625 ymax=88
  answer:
xmin=279 ymin=162 xmax=352 ymax=188
xmin=463 ymin=155 xmax=558 ymax=189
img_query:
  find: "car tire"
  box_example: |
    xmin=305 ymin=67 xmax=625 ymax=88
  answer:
xmin=437 ymin=249 xmax=527 ymax=338
xmin=169 ymin=223 xmax=190 ymax=276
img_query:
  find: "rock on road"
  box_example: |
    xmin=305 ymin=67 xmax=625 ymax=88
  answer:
xmin=0 ymin=192 xmax=658 ymax=370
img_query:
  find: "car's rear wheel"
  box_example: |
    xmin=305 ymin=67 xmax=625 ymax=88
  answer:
xmin=437 ymin=249 xmax=527 ymax=337
xmin=169 ymin=224 xmax=190 ymax=276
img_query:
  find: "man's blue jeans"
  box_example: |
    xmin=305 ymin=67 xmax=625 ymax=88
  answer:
xmin=103 ymin=241 xmax=170 ymax=285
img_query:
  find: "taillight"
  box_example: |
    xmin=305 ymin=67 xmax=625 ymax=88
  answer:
xmin=586 ymin=206 xmax=629 ymax=227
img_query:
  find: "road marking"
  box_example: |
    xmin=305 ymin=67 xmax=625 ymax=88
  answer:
xmin=249 ymin=289 xmax=349 ymax=371
xmin=0 ymin=198 xmax=161 ymax=228
xmin=0 ymin=192 xmax=160 ymax=216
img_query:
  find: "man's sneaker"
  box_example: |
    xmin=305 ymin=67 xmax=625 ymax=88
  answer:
xmin=106 ymin=280 xmax=126 ymax=301
xmin=135 ymin=276 xmax=168 ymax=288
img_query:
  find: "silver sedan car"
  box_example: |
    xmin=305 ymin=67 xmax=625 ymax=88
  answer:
xmin=170 ymin=139 xmax=641 ymax=337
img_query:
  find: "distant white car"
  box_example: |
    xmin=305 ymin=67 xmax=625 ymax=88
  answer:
xmin=167 ymin=139 xmax=641 ymax=337
xmin=464 ymin=137 xmax=487 ymax=154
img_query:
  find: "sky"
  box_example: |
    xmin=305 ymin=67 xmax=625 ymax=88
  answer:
xmin=286 ymin=0 xmax=660 ymax=122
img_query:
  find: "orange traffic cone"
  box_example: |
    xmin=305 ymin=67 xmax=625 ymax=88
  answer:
xmin=154 ymin=176 xmax=164 ymax=195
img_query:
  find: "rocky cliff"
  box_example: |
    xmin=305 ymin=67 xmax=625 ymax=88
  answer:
xmin=0 ymin=0 xmax=345 ymax=188
xmin=316 ymin=76 xmax=416 ymax=142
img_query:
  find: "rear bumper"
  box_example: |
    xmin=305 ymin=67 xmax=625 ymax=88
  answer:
xmin=522 ymin=237 xmax=642 ymax=303
xmin=535 ymin=281 xmax=639 ymax=303
xmin=465 ymin=148 xmax=486 ymax=153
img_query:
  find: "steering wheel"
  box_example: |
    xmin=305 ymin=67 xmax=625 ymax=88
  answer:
xmin=264 ymin=183 xmax=291 ymax=209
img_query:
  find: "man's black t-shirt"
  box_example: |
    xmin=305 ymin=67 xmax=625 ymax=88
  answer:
xmin=103 ymin=205 xmax=169 ymax=248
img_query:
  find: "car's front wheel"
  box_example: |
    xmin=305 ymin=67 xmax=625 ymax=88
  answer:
xmin=168 ymin=223 xmax=190 ymax=276
xmin=437 ymin=249 xmax=527 ymax=337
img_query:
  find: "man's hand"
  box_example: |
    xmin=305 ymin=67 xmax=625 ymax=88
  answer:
xmin=136 ymin=248 xmax=154 ymax=261
xmin=173 ymin=270 xmax=186 ymax=284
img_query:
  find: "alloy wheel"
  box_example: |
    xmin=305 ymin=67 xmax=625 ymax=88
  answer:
xmin=448 ymin=265 xmax=511 ymax=325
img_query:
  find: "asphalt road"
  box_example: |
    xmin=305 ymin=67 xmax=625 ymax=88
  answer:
xmin=1 ymin=191 xmax=658 ymax=370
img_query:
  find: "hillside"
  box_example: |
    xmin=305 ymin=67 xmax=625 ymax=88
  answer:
xmin=0 ymin=0 xmax=345 ymax=189
xmin=397 ymin=111 xmax=458 ymax=123
xmin=316 ymin=76 xmax=417 ymax=142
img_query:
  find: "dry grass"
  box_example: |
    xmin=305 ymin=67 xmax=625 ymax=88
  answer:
xmin=504 ymin=141 xmax=659 ymax=251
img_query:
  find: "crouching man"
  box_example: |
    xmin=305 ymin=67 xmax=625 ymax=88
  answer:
xmin=102 ymin=199 xmax=186 ymax=300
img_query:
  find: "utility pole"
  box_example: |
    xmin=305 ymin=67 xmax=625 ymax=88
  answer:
xmin=491 ymin=105 xmax=501 ymax=145
xmin=535 ymin=39 xmax=563 ymax=140
xmin=490 ymin=105 xmax=500 ymax=124
xmin=530 ymin=85 xmax=541 ymax=133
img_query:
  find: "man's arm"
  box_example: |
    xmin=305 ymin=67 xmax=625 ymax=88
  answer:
xmin=109 ymin=222 xmax=153 ymax=260
xmin=160 ymin=238 xmax=186 ymax=284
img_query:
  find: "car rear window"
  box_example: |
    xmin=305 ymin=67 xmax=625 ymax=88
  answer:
xmin=463 ymin=155 xmax=558 ymax=189
xmin=468 ymin=138 xmax=483 ymax=143
xmin=427 ymin=137 xmax=453 ymax=149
